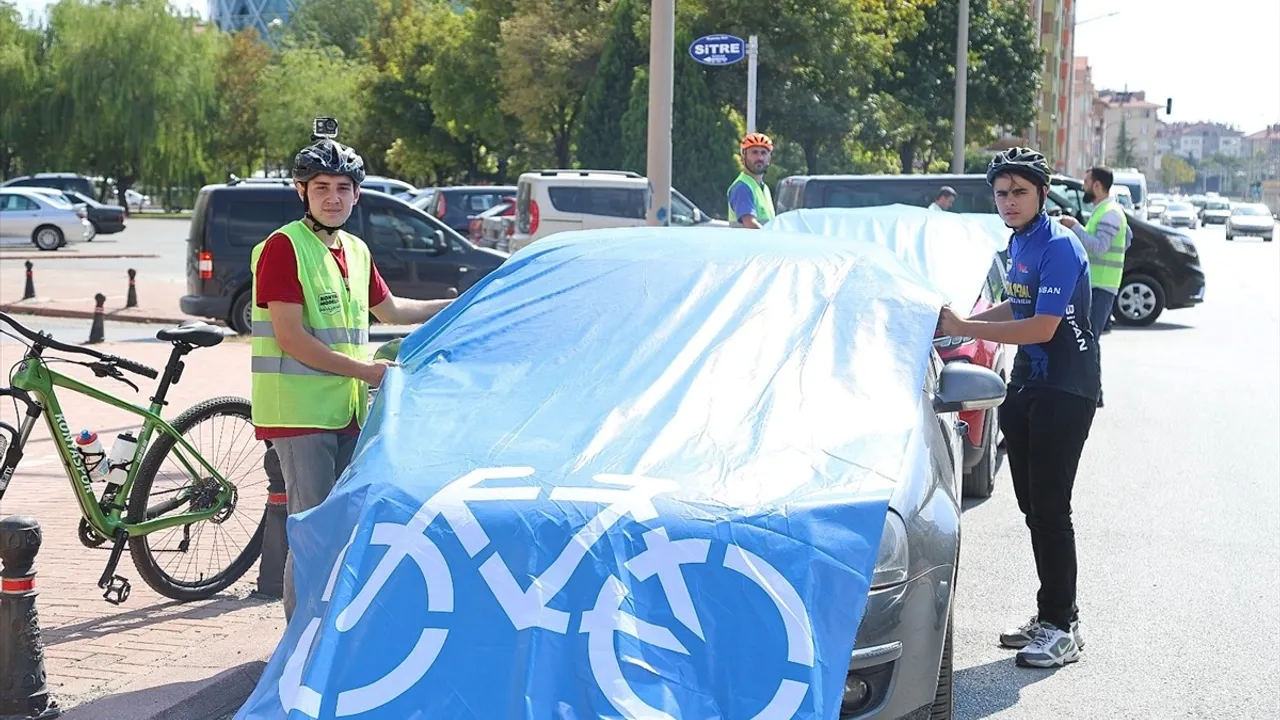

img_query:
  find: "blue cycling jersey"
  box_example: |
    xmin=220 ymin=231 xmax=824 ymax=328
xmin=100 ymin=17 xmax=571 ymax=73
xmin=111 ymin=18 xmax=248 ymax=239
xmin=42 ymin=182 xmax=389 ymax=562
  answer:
xmin=1004 ymin=213 xmax=1101 ymax=400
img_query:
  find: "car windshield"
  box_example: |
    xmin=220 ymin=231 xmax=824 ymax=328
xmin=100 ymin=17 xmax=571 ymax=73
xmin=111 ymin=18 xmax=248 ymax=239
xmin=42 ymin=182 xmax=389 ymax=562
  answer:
xmin=38 ymin=193 xmax=73 ymax=209
xmin=1206 ymin=201 xmax=1229 ymax=210
xmin=1112 ymin=193 xmax=1133 ymax=208
xmin=1117 ymin=181 xmax=1143 ymax=204
xmin=1167 ymin=203 xmax=1192 ymax=212
xmin=1234 ymin=205 xmax=1269 ymax=216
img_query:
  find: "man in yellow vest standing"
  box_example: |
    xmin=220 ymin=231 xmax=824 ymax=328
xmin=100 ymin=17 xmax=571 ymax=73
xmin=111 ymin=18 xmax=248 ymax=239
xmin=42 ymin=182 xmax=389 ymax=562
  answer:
xmin=252 ymin=131 xmax=454 ymax=620
xmin=727 ymin=133 xmax=776 ymax=229
xmin=1057 ymin=165 xmax=1131 ymax=408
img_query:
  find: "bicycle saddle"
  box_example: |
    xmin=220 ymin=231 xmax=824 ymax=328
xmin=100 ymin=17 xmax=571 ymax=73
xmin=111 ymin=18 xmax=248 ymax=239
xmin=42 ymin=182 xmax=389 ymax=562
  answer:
xmin=156 ymin=321 xmax=225 ymax=348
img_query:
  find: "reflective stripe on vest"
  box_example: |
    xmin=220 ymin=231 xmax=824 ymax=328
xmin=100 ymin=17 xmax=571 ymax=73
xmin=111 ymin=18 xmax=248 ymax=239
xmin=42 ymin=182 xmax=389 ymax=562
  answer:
xmin=1085 ymin=198 xmax=1127 ymax=291
xmin=727 ymin=172 xmax=775 ymax=225
xmin=250 ymin=221 xmax=372 ymax=430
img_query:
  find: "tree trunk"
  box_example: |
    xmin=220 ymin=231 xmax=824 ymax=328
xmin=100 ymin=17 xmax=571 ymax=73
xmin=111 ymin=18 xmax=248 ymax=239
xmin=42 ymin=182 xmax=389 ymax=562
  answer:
xmin=803 ymin=141 xmax=820 ymax=175
xmin=898 ymin=142 xmax=917 ymax=174
xmin=497 ymin=155 xmax=510 ymax=184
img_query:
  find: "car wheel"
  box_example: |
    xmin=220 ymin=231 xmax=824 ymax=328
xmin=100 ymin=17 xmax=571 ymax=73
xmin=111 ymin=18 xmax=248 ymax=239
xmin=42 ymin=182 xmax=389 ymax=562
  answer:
xmin=32 ymin=225 xmax=64 ymax=251
xmin=1113 ymin=273 xmax=1166 ymax=327
xmin=929 ymin=606 xmax=954 ymax=720
xmin=229 ymin=291 xmax=253 ymax=335
xmin=962 ymin=407 xmax=998 ymax=499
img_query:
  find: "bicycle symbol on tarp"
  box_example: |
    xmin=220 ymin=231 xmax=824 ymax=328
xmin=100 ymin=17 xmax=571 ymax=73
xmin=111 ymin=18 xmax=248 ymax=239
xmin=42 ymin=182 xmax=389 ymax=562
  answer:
xmin=276 ymin=467 xmax=816 ymax=719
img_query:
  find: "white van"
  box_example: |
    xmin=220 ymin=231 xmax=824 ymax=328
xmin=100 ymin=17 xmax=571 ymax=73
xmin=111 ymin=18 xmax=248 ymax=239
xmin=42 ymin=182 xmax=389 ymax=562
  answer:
xmin=509 ymin=170 xmax=726 ymax=252
xmin=1110 ymin=169 xmax=1149 ymax=220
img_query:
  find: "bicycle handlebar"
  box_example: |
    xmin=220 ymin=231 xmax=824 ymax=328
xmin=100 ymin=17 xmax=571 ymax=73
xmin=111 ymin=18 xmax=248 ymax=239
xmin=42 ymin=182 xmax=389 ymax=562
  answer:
xmin=0 ymin=311 xmax=159 ymax=380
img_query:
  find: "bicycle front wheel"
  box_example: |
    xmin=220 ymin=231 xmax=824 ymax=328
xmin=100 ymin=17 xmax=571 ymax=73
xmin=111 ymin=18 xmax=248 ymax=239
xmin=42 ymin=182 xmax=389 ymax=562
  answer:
xmin=127 ymin=396 xmax=269 ymax=601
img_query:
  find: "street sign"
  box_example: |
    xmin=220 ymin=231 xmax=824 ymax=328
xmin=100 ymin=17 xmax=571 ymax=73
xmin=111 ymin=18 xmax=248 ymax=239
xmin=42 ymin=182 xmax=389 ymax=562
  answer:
xmin=688 ymin=34 xmax=746 ymax=66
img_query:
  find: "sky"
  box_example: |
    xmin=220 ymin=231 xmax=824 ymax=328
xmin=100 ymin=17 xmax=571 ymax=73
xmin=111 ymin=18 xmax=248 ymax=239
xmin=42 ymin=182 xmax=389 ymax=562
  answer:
xmin=11 ymin=0 xmax=1280 ymax=135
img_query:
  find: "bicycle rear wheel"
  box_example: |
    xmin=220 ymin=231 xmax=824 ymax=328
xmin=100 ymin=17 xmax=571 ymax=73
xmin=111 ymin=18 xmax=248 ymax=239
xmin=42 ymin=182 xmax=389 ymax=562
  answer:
xmin=127 ymin=396 xmax=269 ymax=601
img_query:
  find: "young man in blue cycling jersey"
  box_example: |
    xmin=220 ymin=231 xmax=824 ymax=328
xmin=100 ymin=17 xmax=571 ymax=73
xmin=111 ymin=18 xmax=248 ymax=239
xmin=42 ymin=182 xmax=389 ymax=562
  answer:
xmin=938 ymin=147 xmax=1099 ymax=668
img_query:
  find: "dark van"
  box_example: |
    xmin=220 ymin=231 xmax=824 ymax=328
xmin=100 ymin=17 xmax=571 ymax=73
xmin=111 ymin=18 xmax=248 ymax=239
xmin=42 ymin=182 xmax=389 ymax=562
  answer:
xmin=179 ymin=179 xmax=509 ymax=334
xmin=775 ymin=173 xmax=1206 ymax=326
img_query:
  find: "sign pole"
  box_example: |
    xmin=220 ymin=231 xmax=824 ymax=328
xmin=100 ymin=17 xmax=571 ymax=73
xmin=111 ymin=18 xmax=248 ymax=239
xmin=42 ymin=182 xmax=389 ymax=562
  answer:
xmin=646 ymin=0 xmax=674 ymax=227
xmin=746 ymin=35 xmax=758 ymax=134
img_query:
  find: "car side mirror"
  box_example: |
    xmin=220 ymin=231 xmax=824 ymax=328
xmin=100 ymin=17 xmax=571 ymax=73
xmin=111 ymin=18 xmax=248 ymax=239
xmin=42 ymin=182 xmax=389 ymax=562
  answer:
xmin=428 ymin=229 xmax=449 ymax=254
xmin=933 ymin=362 xmax=1007 ymax=414
xmin=1047 ymin=207 xmax=1062 ymax=217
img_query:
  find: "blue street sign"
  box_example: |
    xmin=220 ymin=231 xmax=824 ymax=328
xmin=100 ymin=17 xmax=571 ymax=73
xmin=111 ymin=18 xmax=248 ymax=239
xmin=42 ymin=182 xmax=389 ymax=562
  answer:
xmin=689 ymin=34 xmax=747 ymax=66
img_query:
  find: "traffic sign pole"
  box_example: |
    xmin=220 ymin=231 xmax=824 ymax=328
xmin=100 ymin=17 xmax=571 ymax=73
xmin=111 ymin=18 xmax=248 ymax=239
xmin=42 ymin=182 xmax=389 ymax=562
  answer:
xmin=747 ymin=35 xmax=758 ymax=134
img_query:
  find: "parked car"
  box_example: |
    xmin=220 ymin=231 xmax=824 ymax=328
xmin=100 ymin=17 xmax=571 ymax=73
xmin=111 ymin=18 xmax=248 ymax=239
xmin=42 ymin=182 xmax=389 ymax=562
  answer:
xmin=418 ymin=185 xmax=519 ymax=237
xmin=1159 ymin=201 xmax=1200 ymax=229
xmin=467 ymin=195 xmax=515 ymax=245
xmin=233 ymin=225 xmax=1006 ymax=720
xmin=768 ymin=205 xmax=1011 ymax=499
xmin=0 ymin=187 xmax=92 ymax=250
xmin=777 ymin=172 xmax=1207 ymax=327
xmin=1201 ymin=197 xmax=1232 ymax=225
xmin=362 ymin=175 xmax=417 ymax=197
xmin=0 ymin=172 xmax=97 ymax=199
xmin=1225 ymin=203 xmax=1276 ymax=241
xmin=510 ymin=170 xmax=727 ymax=251
xmin=25 ymin=187 xmax=127 ymax=235
xmin=178 ymin=180 xmax=509 ymax=334
xmin=1146 ymin=193 xmax=1169 ymax=219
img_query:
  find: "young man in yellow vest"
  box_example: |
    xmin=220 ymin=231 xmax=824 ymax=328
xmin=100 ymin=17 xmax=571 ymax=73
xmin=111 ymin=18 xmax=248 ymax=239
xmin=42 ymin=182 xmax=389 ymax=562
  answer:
xmin=252 ymin=136 xmax=453 ymax=620
xmin=727 ymin=133 xmax=776 ymax=229
xmin=1056 ymin=165 xmax=1131 ymax=408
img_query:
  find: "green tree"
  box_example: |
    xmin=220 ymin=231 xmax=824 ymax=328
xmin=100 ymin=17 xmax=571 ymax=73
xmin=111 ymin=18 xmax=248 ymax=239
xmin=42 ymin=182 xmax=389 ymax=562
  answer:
xmin=209 ymin=27 xmax=272 ymax=178
xmin=577 ymin=0 xmax=645 ymax=170
xmin=41 ymin=0 xmax=222 ymax=197
xmin=619 ymin=38 xmax=741 ymax=218
xmin=286 ymin=0 xmax=379 ymax=59
xmin=1112 ymin=118 xmax=1136 ymax=168
xmin=256 ymin=47 xmax=376 ymax=168
xmin=0 ymin=2 xmax=44 ymax=178
xmin=498 ymin=0 xmax=609 ymax=167
xmin=1160 ymin=153 xmax=1195 ymax=190
xmin=873 ymin=0 xmax=1042 ymax=173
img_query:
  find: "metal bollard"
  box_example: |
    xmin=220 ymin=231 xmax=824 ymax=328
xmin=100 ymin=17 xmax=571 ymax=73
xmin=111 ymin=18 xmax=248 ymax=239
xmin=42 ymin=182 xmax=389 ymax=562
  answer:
xmin=253 ymin=446 xmax=287 ymax=599
xmin=125 ymin=269 xmax=137 ymax=309
xmin=86 ymin=293 xmax=105 ymax=345
xmin=22 ymin=262 xmax=35 ymax=301
xmin=0 ymin=516 xmax=61 ymax=719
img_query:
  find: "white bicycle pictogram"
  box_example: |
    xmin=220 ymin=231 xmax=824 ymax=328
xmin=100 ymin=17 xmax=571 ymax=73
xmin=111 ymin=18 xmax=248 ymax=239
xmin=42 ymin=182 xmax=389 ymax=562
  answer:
xmin=277 ymin=467 xmax=816 ymax=719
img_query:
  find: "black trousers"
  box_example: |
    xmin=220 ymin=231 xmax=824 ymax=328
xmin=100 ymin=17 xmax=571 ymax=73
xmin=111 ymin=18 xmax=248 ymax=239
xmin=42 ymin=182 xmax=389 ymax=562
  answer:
xmin=999 ymin=385 xmax=1097 ymax=630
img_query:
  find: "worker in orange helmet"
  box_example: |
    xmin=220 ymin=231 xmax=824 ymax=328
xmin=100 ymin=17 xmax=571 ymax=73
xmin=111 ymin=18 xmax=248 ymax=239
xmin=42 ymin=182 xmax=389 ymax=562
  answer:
xmin=727 ymin=132 xmax=776 ymax=229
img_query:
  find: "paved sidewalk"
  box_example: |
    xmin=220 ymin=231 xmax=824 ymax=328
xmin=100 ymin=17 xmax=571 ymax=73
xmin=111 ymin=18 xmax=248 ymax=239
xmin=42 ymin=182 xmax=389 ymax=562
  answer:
xmin=0 ymin=264 xmax=198 ymax=325
xmin=0 ymin=338 xmax=283 ymax=718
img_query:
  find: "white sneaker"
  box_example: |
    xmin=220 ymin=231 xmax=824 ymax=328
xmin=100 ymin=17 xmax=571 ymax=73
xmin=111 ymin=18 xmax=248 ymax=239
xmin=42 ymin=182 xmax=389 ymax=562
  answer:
xmin=999 ymin=615 xmax=1085 ymax=650
xmin=1015 ymin=622 xmax=1081 ymax=668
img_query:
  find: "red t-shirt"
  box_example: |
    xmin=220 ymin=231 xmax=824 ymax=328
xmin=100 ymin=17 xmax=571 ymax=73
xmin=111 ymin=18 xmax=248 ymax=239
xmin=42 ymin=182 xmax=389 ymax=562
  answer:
xmin=254 ymin=232 xmax=391 ymax=440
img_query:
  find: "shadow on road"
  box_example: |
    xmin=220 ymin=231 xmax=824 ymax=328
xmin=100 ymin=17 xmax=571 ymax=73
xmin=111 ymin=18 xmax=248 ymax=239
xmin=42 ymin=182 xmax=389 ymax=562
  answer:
xmin=1110 ymin=321 xmax=1194 ymax=332
xmin=954 ymin=656 xmax=1062 ymax=719
xmin=60 ymin=660 xmax=266 ymax=720
xmin=45 ymin=593 xmax=277 ymax=647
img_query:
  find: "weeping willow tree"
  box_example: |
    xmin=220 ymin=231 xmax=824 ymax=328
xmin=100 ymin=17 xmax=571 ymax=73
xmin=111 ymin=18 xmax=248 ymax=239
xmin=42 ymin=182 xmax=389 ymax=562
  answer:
xmin=41 ymin=0 xmax=223 ymax=199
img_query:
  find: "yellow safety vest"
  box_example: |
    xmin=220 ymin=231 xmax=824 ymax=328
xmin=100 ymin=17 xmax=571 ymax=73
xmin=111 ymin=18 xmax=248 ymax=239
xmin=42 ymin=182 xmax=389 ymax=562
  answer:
xmin=727 ymin=172 xmax=775 ymax=225
xmin=250 ymin=220 xmax=372 ymax=430
xmin=1085 ymin=198 xmax=1128 ymax=292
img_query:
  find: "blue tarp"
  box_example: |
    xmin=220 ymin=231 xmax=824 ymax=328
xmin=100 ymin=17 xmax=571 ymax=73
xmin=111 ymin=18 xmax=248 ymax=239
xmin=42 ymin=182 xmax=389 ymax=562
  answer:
xmin=766 ymin=205 xmax=1005 ymax=311
xmin=236 ymin=226 xmax=948 ymax=720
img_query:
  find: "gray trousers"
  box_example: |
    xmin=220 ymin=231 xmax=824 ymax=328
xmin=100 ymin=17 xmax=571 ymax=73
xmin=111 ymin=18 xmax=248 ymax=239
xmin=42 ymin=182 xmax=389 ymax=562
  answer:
xmin=272 ymin=432 xmax=359 ymax=621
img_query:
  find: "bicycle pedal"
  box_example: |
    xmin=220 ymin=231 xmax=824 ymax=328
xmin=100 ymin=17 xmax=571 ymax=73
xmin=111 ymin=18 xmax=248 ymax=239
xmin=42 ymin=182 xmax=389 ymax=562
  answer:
xmin=101 ymin=575 xmax=131 ymax=605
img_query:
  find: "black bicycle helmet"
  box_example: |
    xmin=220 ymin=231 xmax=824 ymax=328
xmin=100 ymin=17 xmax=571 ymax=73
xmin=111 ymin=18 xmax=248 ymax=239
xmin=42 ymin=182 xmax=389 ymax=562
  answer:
xmin=293 ymin=138 xmax=366 ymax=186
xmin=986 ymin=146 xmax=1051 ymax=187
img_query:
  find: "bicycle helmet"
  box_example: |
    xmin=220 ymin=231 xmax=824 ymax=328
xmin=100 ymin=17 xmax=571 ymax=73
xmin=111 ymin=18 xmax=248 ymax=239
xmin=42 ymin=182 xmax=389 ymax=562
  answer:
xmin=986 ymin=146 xmax=1050 ymax=187
xmin=741 ymin=133 xmax=774 ymax=152
xmin=293 ymin=138 xmax=366 ymax=186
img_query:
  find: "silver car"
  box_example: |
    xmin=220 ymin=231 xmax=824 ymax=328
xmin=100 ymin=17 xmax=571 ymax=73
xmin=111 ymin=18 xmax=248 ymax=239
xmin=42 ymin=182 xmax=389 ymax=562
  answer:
xmin=0 ymin=187 xmax=92 ymax=250
xmin=1225 ymin=203 xmax=1275 ymax=242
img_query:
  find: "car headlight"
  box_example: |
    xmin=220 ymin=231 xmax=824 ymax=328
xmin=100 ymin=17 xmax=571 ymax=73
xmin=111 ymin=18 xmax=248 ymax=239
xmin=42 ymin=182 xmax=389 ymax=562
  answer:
xmin=932 ymin=335 xmax=974 ymax=350
xmin=1168 ymin=234 xmax=1196 ymax=255
xmin=870 ymin=511 xmax=909 ymax=589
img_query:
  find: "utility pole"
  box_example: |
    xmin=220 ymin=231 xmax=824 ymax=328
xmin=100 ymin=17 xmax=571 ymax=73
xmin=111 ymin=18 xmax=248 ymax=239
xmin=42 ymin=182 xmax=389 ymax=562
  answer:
xmin=646 ymin=0 xmax=674 ymax=226
xmin=951 ymin=0 xmax=970 ymax=173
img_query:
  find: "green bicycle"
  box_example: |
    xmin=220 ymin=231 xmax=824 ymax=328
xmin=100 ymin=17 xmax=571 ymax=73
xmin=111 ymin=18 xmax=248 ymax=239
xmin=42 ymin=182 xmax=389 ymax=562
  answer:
xmin=0 ymin=312 xmax=268 ymax=605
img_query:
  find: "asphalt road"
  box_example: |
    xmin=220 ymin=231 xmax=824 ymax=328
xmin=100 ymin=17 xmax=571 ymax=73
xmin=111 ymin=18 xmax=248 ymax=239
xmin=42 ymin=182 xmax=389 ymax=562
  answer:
xmin=23 ymin=216 xmax=193 ymax=278
xmin=952 ymin=221 xmax=1279 ymax=719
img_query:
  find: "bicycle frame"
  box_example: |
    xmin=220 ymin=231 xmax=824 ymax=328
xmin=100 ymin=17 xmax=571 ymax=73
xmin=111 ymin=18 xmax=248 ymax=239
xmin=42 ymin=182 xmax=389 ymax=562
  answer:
xmin=5 ymin=351 xmax=232 ymax=538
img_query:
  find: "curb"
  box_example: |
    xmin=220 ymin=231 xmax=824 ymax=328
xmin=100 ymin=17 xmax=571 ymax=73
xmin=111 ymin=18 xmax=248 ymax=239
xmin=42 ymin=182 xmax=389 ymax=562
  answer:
xmin=0 ymin=253 xmax=162 ymax=261
xmin=0 ymin=303 xmax=219 ymax=327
